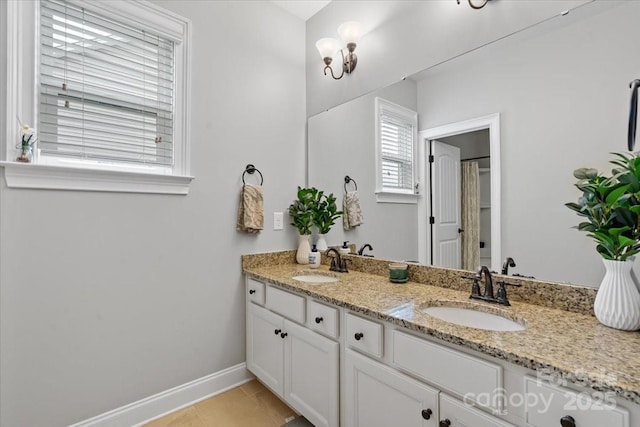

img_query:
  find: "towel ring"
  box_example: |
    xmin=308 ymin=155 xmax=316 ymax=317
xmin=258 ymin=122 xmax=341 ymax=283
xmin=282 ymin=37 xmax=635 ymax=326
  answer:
xmin=344 ymin=175 xmax=357 ymax=192
xmin=242 ymin=164 xmax=263 ymax=185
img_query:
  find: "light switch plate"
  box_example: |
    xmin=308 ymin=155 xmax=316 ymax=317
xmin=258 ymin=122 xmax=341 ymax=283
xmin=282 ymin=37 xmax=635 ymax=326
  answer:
xmin=274 ymin=212 xmax=284 ymax=230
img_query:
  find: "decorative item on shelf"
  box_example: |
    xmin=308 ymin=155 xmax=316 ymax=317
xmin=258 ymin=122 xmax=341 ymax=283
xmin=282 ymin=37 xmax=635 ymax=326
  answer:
xmin=566 ymin=153 xmax=640 ymax=330
xmin=313 ymin=190 xmax=343 ymax=251
xmin=315 ymin=21 xmax=363 ymax=80
xmin=16 ymin=118 xmax=38 ymax=163
xmin=389 ymin=263 xmax=409 ymax=283
xmin=289 ymin=187 xmax=317 ymax=264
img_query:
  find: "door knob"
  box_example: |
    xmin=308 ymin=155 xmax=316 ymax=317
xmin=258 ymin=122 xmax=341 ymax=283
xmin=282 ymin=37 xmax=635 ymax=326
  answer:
xmin=354 ymin=332 xmax=364 ymax=341
xmin=439 ymin=419 xmax=451 ymax=427
xmin=421 ymin=408 xmax=432 ymax=420
xmin=249 ymin=289 xmax=256 ymax=294
xmin=560 ymin=415 xmax=576 ymax=427
xmin=280 ymin=332 xmax=288 ymax=339
xmin=315 ymin=316 xmax=324 ymax=324
xmin=274 ymin=329 xmax=281 ymax=335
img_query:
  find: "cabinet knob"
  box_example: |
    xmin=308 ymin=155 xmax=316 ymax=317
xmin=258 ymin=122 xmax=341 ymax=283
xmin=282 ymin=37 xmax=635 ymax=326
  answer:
xmin=560 ymin=415 xmax=576 ymax=427
xmin=280 ymin=332 xmax=288 ymax=339
xmin=274 ymin=329 xmax=281 ymax=335
xmin=315 ymin=316 xmax=324 ymax=324
xmin=439 ymin=420 xmax=451 ymax=427
xmin=249 ymin=289 xmax=256 ymax=294
xmin=354 ymin=332 xmax=364 ymax=341
xmin=421 ymin=408 xmax=433 ymax=420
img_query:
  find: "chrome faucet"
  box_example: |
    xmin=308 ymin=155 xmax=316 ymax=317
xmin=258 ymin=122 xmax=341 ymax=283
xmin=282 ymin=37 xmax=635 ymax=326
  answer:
xmin=358 ymin=243 xmax=373 ymax=256
xmin=326 ymin=248 xmax=348 ymax=273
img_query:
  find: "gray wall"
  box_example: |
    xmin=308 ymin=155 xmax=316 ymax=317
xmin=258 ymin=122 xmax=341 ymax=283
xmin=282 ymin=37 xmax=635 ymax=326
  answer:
xmin=308 ymin=80 xmax=418 ymax=261
xmin=306 ymin=0 xmax=588 ymax=117
xmin=416 ymin=1 xmax=640 ymax=285
xmin=0 ymin=1 xmax=306 ymax=426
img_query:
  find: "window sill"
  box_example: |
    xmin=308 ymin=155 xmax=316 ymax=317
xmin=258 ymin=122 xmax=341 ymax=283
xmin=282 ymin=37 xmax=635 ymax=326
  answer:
xmin=0 ymin=161 xmax=194 ymax=194
xmin=375 ymin=191 xmax=419 ymax=204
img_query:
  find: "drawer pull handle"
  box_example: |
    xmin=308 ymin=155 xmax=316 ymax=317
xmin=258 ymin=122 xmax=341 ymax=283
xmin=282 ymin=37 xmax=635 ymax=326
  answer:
xmin=315 ymin=316 xmax=324 ymax=324
xmin=354 ymin=332 xmax=364 ymax=341
xmin=249 ymin=289 xmax=256 ymax=294
xmin=421 ymin=409 xmax=433 ymax=420
xmin=274 ymin=329 xmax=281 ymax=335
xmin=560 ymin=416 xmax=576 ymax=427
xmin=280 ymin=332 xmax=288 ymax=339
xmin=439 ymin=420 xmax=451 ymax=427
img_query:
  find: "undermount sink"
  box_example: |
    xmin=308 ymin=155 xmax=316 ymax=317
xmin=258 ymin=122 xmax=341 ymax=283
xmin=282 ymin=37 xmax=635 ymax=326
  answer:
xmin=292 ymin=273 xmax=339 ymax=284
xmin=422 ymin=305 xmax=526 ymax=332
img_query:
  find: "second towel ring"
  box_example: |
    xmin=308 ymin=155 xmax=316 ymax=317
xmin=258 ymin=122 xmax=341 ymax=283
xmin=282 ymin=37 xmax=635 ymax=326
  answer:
xmin=344 ymin=175 xmax=357 ymax=192
xmin=242 ymin=164 xmax=263 ymax=185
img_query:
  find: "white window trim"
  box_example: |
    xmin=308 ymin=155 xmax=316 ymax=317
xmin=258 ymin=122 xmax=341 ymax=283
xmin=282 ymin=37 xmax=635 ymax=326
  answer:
xmin=1 ymin=0 xmax=194 ymax=194
xmin=374 ymin=97 xmax=419 ymax=204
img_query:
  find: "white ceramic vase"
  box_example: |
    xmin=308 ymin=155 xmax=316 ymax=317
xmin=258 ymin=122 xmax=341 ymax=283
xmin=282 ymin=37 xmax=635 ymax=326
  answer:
xmin=296 ymin=234 xmax=311 ymax=265
xmin=594 ymin=259 xmax=640 ymax=331
xmin=316 ymin=234 xmax=328 ymax=251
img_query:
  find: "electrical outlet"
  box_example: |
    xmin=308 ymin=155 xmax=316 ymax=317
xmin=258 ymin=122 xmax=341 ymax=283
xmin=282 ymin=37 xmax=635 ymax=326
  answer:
xmin=274 ymin=212 xmax=284 ymax=230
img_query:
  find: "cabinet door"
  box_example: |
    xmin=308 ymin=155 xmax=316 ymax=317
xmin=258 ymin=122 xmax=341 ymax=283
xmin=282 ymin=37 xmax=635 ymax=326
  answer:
xmin=439 ymin=394 xmax=515 ymax=427
xmin=345 ymin=349 xmax=439 ymax=427
xmin=247 ymin=302 xmax=285 ymax=396
xmin=283 ymin=319 xmax=339 ymax=427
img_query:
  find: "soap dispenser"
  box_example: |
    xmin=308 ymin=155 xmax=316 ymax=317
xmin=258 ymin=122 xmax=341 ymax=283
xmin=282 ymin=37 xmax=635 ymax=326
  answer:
xmin=339 ymin=241 xmax=350 ymax=255
xmin=309 ymin=245 xmax=321 ymax=268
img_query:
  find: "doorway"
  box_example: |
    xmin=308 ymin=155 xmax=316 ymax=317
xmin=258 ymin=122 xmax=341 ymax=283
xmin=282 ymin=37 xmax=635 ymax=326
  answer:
xmin=417 ymin=114 xmax=501 ymax=273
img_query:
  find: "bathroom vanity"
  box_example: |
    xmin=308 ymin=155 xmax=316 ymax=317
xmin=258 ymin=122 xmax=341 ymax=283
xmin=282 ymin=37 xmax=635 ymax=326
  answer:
xmin=243 ymin=251 xmax=640 ymax=427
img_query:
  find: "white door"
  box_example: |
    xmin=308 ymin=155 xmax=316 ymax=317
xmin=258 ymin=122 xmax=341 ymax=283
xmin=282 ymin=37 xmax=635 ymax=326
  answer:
xmin=344 ymin=349 xmax=439 ymax=427
xmin=283 ymin=319 xmax=339 ymax=427
xmin=246 ymin=303 xmax=285 ymax=396
xmin=430 ymin=140 xmax=461 ymax=268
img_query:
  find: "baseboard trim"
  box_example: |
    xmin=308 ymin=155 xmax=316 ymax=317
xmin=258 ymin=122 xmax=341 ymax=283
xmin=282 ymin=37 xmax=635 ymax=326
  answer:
xmin=67 ymin=363 xmax=254 ymax=427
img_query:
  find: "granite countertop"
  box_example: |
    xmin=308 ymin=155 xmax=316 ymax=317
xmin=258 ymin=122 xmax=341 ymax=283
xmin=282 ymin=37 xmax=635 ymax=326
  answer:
xmin=243 ymin=260 xmax=640 ymax=406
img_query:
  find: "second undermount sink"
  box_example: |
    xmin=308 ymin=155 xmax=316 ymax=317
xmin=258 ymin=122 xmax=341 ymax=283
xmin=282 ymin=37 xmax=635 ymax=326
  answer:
xmin=423 ymin=305 xmax=526 ymax=332
xmin=292 ymin=273 xmax=339 ymax=284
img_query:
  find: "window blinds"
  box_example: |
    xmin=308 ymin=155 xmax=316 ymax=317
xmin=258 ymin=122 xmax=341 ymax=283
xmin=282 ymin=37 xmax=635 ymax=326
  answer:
xmin=39 ymin=0 xmax=175 ymax=166
xmin=380 ymin=112 xmax=414 ymax=191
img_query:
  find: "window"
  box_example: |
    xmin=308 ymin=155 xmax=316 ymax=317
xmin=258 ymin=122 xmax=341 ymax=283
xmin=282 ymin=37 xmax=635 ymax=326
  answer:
xmin=375 ymin=97 xmax=418 ymax=203
xmin=2 ymin=0 xmax=192 ymax=194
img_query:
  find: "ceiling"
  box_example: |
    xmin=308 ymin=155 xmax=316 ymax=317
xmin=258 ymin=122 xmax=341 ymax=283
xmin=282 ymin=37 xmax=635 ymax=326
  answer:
xmin=271 ymin=0 xmax=331 ymax=21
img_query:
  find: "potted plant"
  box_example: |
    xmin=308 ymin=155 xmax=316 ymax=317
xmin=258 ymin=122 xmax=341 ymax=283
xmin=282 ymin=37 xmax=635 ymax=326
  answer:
xmin=289 ymin=187 xmax=319 ymax=264
xmin=566 ymin=152 xmax=640 ymax=330
xmin=313 ymin=190 xmax=343 ymax=251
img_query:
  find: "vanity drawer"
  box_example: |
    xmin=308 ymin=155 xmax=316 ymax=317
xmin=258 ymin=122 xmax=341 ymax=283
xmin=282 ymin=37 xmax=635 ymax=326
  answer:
xmin=246 ymin=278 xmax=265 ymax=305
xmin=308 ymin=300 xmax=339 ymax=339
xmin=392 ymin=330 xmax=503 ymax=412
xmin=265 ymin=285 xmax=306 ymax=324
xmin=345 ymin=313 xmax=383 ymax=358
xmin=524 ymin=376 xmax=629 ymax=427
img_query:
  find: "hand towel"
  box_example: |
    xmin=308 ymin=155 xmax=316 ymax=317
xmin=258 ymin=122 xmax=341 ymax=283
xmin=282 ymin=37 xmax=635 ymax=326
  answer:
xmin=343 ymin=191 xmax=364 ymax=230
xmin=237 ymin=184 xmax=264 ymax=233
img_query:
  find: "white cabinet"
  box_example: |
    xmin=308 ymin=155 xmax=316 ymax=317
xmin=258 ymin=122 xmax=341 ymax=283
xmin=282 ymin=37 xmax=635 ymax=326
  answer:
xmin=524 ymin=376 xmax=629 ymax=427
xmin=345 ymin=349 xmax=439 ymax=427
xmin=247 ymin=301 xmax=284 ymax=395
xmin=439 ymin=394 xmax=515 ymax=427
xmin=246 ymin=292 xmax=339 ymax=427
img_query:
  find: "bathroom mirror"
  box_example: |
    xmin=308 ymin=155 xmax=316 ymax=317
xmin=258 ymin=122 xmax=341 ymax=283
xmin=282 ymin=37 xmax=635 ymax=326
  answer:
xmin=307 ymin=1 xmax=640 ymax=287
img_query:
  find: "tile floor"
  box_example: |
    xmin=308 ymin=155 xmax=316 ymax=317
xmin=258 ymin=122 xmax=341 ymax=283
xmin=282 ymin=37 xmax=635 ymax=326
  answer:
xmin=144 ymin=380 xmax=297 ymax=427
